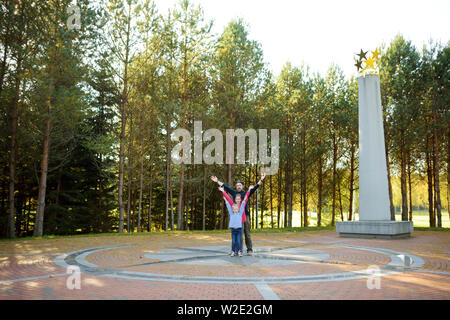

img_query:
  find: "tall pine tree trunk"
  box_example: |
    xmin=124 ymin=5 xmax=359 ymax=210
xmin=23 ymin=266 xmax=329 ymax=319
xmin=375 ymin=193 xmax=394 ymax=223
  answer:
xmin=131 ymin=186 xmax=136 ymax=232
xmin=260 ymin=178 xmax=265 ymax=229
xmin=283 ymin=164 xmax=288 ymax=228
xmin=185 ymin=167 xmax=190 ymax=230
xmin=7 ymin=2 xmax=24 ymax=237
xmin=118 ymin=82 xmax=128 ymax=232
xmin=219 ymin=195 xmax=224 ymax=230
xmin=317 ymin=155 xmax=323 ymax=226
xmin=385 ymin=129 xmax=395 ymax=220
xmin=148 ymin=163 xmax=153 ymax=232
xmin=0 ymin=5 xmax=11 ymax=95
xmin=300 ymin=178 xmax=303 ymax=227
xmin=8 ymin=52 xmax=22 ymax=238
xmin=177 ymin=44 xmax=189 ymax=231
xmin=400 ymin=143 xmax=408 ymax=221
xmin=34 ymin=55 xmax=54 ymax=236
xmin=227 ymin=113 xmax=234 ymax=187
xmin=407 ymin=153 xmax=413 ymax=221
xmin=338 ymin=178 xmax=344 ymax=221
xmin=126 ymin=171 xmax=132 ymax=232
xmin=1 ymin=168 xmax=6 ymax=235
xmin=98 ymin=154 xmax=103 ymax=231
xmin=277 ymin=169 xmax=281 ymax=228
xmin=301 ymin=126 xmax=307 ymax=227
xmin=165 ymin=129 xmax=170 ymax=231
xmin=331 ymin=134 xmax=337 ymax=226
xmin=447 ymin=126 xmax=449 ymax=220
xmin=26 ymin=197 xmax=31 ymax=234
xmin=302 ymin=171 xmax=307 ymax=227
xmin=138 ymin=153 xmax=143 ymax=232
xmin=170 ymin=164 xmax=174 ymax=231
xmin=177 ymin=166 xmax=184 ymax=230
xmin=117 ymin=3 xmax=132 ymax=233
xmin=34 ymin=107 xmax=51 ymax=236
xmin=348 ymin=144 xmax=355 ymax=221
xmin=255 ymin=165 xmax=259 ymax=229
xmin=426 ymin=137 xmax=435 ymax=227
xmin=289 ymin=143 xmax=294 ymax=227
xmin=432 ymin=110 xmax=442 ymax=227
xmin=270 ymin=174 xmax=273 ymax=228
xmin=202 ymin=166 xmax=206 ymax=230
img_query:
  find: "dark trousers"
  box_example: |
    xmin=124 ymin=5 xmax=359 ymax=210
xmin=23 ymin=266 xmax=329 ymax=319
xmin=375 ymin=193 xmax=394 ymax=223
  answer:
xmin=231 ymin=228 xmax=242 ymax=253
xmin=241 ymin=219 xmax=253 ymax=251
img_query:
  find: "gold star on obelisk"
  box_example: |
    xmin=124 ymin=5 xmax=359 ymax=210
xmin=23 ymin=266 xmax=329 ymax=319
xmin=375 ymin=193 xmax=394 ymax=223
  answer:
xmin=357 ymin=49 xmax=368 ymax=60
xmin=354 ymin=59 xmax=363 ymax=71
xmin=354 ymin=48 xmax=382 ymax=75
xmin=365 ymin=56 xmax=376 ymax=69
xmin=372 ymin=48 xmax=381 ymax=60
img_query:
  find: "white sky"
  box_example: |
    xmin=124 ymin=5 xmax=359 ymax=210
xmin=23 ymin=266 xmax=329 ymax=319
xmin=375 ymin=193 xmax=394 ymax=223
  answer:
xmin=153 ymin=0 xmax=450 ymax=78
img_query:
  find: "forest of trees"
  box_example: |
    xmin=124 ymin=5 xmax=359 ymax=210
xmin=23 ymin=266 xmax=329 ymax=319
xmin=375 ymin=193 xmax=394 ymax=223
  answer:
xmin=0 ymin=0 xmax=448 ymax=238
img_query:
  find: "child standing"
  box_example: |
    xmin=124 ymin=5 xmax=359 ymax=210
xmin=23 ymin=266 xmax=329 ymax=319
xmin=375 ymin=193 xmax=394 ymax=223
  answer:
xmin=219 ymin=186 xmax=252 ymax=257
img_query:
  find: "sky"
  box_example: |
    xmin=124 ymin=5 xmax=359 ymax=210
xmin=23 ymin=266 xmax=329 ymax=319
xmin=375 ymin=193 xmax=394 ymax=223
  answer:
xmin=153 ymin=0 xmax=450 ymax=78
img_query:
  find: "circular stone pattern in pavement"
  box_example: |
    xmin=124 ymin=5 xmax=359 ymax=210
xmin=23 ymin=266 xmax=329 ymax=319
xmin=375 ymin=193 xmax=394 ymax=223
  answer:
xmin=54 ymin=243 xmax=424 ymax=284
xmin=143 ymin=246 xmax=330 ymax=266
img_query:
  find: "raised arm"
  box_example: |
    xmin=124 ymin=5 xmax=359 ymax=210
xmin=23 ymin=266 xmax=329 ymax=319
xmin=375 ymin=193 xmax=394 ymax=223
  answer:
xmin=222 ymin=191 xmax=234 ymax=206
xmin=224 ymin=199 xmax=233 ymax=216
xmin=219 ymin=186 xmax=234 ymax=206
xmin=221 ymin=183 xmax=236 ymax=196
xmin=242 ymin=189 xmax=252 ymax=208
xmin=248 ymin=183 xmax=259 ymax=197
xmin=248 ymin=173 xmax=266 ymax=197
xmin=211 ymin=176 xmax=236 ymax=197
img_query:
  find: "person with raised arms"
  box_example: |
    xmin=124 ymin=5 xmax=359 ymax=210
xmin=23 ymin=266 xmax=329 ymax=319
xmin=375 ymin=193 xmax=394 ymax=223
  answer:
xmin=211 ymin=173 xmax=266 ymax=254
xmin=219 ymin=185 xmax=252 ymax=257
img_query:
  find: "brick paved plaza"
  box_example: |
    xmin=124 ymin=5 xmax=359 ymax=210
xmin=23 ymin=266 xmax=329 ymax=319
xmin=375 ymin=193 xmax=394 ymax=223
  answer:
xmin=0 ymin=230 xmax=449 ymax=300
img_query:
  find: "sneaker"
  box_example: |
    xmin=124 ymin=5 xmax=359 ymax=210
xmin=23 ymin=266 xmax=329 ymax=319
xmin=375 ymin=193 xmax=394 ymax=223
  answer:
xmin=247 ymin=249 xmax=253 ymax=255
xmin=238 ymin=251 xmax=243 ymax=257
xmin=230 ymin=251 xmax=235 ymax=257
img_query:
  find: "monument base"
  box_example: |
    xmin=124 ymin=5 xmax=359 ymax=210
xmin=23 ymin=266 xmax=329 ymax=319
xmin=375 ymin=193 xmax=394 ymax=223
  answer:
xmin=336 ymin=220 xmax=413 ymax=239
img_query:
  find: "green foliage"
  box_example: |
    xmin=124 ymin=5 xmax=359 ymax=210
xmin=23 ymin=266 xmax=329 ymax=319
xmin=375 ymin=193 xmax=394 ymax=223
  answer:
xmin=0 ymin=1 xmax=448 ymax=238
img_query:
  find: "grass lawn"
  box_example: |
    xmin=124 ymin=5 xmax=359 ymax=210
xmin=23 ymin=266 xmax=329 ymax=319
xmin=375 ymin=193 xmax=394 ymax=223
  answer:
xmin=259 ymin=209 xmax=450 ymax=228
xmin=1 ymin=224 xmax=447 ymax=242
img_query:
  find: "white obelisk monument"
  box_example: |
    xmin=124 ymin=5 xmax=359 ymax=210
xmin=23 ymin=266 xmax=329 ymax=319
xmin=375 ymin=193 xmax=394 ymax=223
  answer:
xmin=336 ymin=51 xmax=413 ymax=238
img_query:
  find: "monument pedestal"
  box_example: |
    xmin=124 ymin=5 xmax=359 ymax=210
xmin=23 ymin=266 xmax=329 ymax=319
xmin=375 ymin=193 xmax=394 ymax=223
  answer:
xmin=336 ymin=221 xmax=413 ymax=239
xmin=335 ymin=73 xmax=414 ymax=239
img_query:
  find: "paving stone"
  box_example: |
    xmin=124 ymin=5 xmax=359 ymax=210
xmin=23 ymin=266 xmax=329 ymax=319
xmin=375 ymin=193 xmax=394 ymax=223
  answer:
xmin=0 ymin=230 xmax=448 ymax=299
